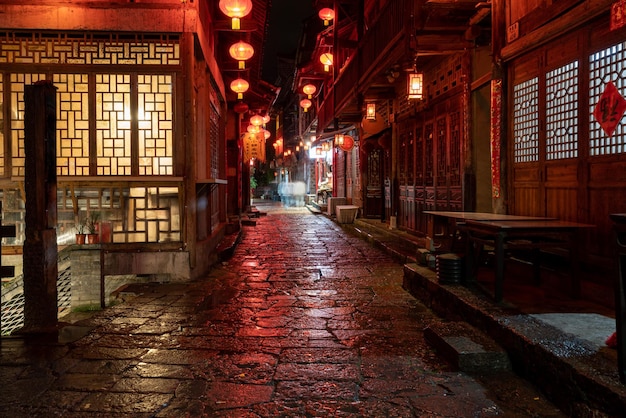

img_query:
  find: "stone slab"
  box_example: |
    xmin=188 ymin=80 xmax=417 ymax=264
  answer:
xmin=424 ymin=321 xmax=511 ymax=373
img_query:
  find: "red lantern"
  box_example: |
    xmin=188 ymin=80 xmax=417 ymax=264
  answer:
xmin=318 ymin=8 xmax=335 ymax=26
xmin=233 ymin=101 xmax=249 ymax=114
xmin=230 ymin=78 xmax=249 ymax=100
xmin=302 ymin=84 xmax=317 ymax=99
xmin=229 ymin=41 xmax=254 ymax=69
xmin=250 ymin=115 xmax=264 ymax=126
xmin=320 ymin=53 xmax=333 ymax=72
xmin=300 ymin=98 xmax=312 ymax=112
xmin=219 ymin=0 xmax=253 ymax=30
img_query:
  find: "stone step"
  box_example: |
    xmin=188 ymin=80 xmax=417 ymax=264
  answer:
xmin=241 ymin=217 xmax=257 ymax=226
xmin=424 ymin=321 xmax=511 ymax=373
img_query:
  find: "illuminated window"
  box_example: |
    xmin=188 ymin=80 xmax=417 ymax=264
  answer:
xmin=589 ymin=41 xmax=626 ymax=156
xmin=513 ymin=77 xmax=539 ymax=163
xmin=546 ymin=61 xmax=579 ymax=160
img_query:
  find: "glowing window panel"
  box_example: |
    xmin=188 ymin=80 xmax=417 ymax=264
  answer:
xmin=513 ymin=77 xmax=539 ymax=163
xmin=96 ymin=74 xmax=132 ymax=175
xmin=10 ymin=73 xmax=46 ymax=177
xmin=54 ymin=74 xmax=90 ymax=175
xmin=138 ymin=74 xmax=173 ymax=175
xmin=546 ymin=61 xmax=579 ymax=160
xmin=589 ymin=41 xmax=626 ymax=156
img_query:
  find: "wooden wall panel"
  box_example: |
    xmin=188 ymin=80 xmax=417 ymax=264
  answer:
xmin=513 ymin=187 xmax=542 ymax=216
xmin=545 ymin=187 xmax=577 ymax=221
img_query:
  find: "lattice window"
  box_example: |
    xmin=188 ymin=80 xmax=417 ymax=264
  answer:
xmin=513 ymin=77 xmax=539 ymax=163
xmin=449 ymin=111 xmax=461 ymax=186
xmin=436 ymin=117 xmax=447 ymax=187
xmin=589 ymin=41 xmax=626 ymax=156
xmin=96 ymin=74 xmax=132 ymax=175
xmin=209 ymin=102 xmax=220 ymax=179
xmin=10 ymin=73 xmax=46 ymax=177
xmin=0 ymin=33 xmax=180 ymax=66
xmin=128 ymin=187 xmax=180 ymax=243
xmin=0 ymin=73 xmax=4 ymax=176
xmin=138 ymin=74 xmax=173 ymax=175
xmin=415 ymin=126 xmax=424 ymax=186
xmin=55 ymin=73 xmax=90 ymax=175
xmin=425 ymin=123 xmax=434 ymax=186
xmin=430 ymin=54 xmax=463 ymax=98
xmin=398 ymin=121 xmax=408 ymax=184
xmin=368 ymin=149 xmax=381 ymax=188
xmin=407 ymin=128 xmax=415 ymax=184
xmin=546 ymin=61 xmax=579 ymax=160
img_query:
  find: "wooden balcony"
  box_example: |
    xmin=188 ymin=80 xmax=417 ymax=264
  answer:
xmin=317 ymin=0 xmax=415 ymax=132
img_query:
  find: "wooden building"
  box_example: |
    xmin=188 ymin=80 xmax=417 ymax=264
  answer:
xmin=0 ymin=0 xmax=274 ymax=284
xmin=297 ymin=0 xmax=626 ymax=304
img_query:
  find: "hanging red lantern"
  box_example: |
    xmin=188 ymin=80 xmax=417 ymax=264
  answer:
xmin=302 ymin=84 xmax=317 ymax=99
xmin=219 ymin=0 xmax=253 ymax=30
xmin=230 ymin=78 xmax=249 ymax=100
xmin=250 ymin=115 xmax=264 ymax=126
xmin=300 ymin=98 xmax=312 ymax=112
xmin=320 ymin=53 xmax=333 ymax=72
xmin=229 ymin=41 xmax=254 ymax=69
xmin=233 ymin=101 xmax=249 ymax=114
xmin=318 ymin=8 xmax=335 ymax=26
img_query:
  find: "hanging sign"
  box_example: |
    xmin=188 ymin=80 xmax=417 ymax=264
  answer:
xmin=243 ymin=132 xmax=265 ymax=162
xmin=338 ymin=135 xmax=354 ymax=152
xmin=593 ymin=81 xmax=626 ymax=137
xmin=611 ymin=0 xmax=626 ymax=31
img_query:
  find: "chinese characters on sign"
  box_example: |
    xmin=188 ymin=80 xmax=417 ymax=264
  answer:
xmin=490 ymin=78 xmax=502 ymax=198
xmin=243 ymin=132 xmax=266 ymax=162
xmin=593 ymin=81 xmax=626 ymax=137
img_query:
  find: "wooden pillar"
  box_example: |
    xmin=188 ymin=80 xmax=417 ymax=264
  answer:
xmin=182 ymin=32 xmax=197 ymax=268
xmin=22 ymin=81 xmax=58 ymax=333
xmin=490 ymin=0 xmax=507 ymax=213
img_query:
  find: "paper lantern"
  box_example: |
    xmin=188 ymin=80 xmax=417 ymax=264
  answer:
xmin=230 ymin=78 xmax=249 ymax=100
xmin=320 ymin=53 xmax=333 ymax=72
xmin=229 ymin=41 xmax=254 ymax=69
xmin=250 ymin=115 xmax=264 ymax=126
xmin=366 ymin=103 xmax=376 ymax=120
xmin=300 ymin=98 xmax=312 ymax=112
xmin=302 ymin=84 xmax=317 ymax=99
xmin=219 ymin=0 xmax=252 ymax=30
xmin=318 ymin=8 xmax=335 ymax=26
xmin=233 ymin=101 xmax=249 ymax=114
xmin=408 ymin=72 xmax=424 ymax=100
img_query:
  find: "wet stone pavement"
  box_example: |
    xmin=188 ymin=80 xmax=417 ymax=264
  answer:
xmin=1 ymin=204 xmax=566 ymax=417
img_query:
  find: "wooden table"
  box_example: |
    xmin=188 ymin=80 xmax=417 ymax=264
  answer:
xmin=463 ymin=219 xmax=594 ymax=302
xmin=423 ymin=211 xmax=556 ymax=251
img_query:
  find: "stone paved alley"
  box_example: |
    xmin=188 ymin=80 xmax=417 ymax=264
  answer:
xmin=0 ymin=203 xmax=566 ymax=417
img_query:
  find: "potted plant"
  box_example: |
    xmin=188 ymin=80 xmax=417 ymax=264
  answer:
xmin=75 ymin=218 xmax=87 ymax=244
xmin=86 ymin=212 xmax=100 ymax=244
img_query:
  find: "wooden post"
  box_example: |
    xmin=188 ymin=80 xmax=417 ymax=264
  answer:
xmin=22 ymin=81 xmax=59 ymax=333
xmin=490 ymin=0 xmax=507 ymax=213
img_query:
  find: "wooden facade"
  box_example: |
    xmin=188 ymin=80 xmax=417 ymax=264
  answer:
xmin=0 ymin=0 xmax=264 ymax=281
xmin=505 ymin=1 xmax=626 ymax=270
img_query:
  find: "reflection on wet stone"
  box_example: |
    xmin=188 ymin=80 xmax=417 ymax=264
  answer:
xmin=0 ymin=204 xmax=566 ymax=417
